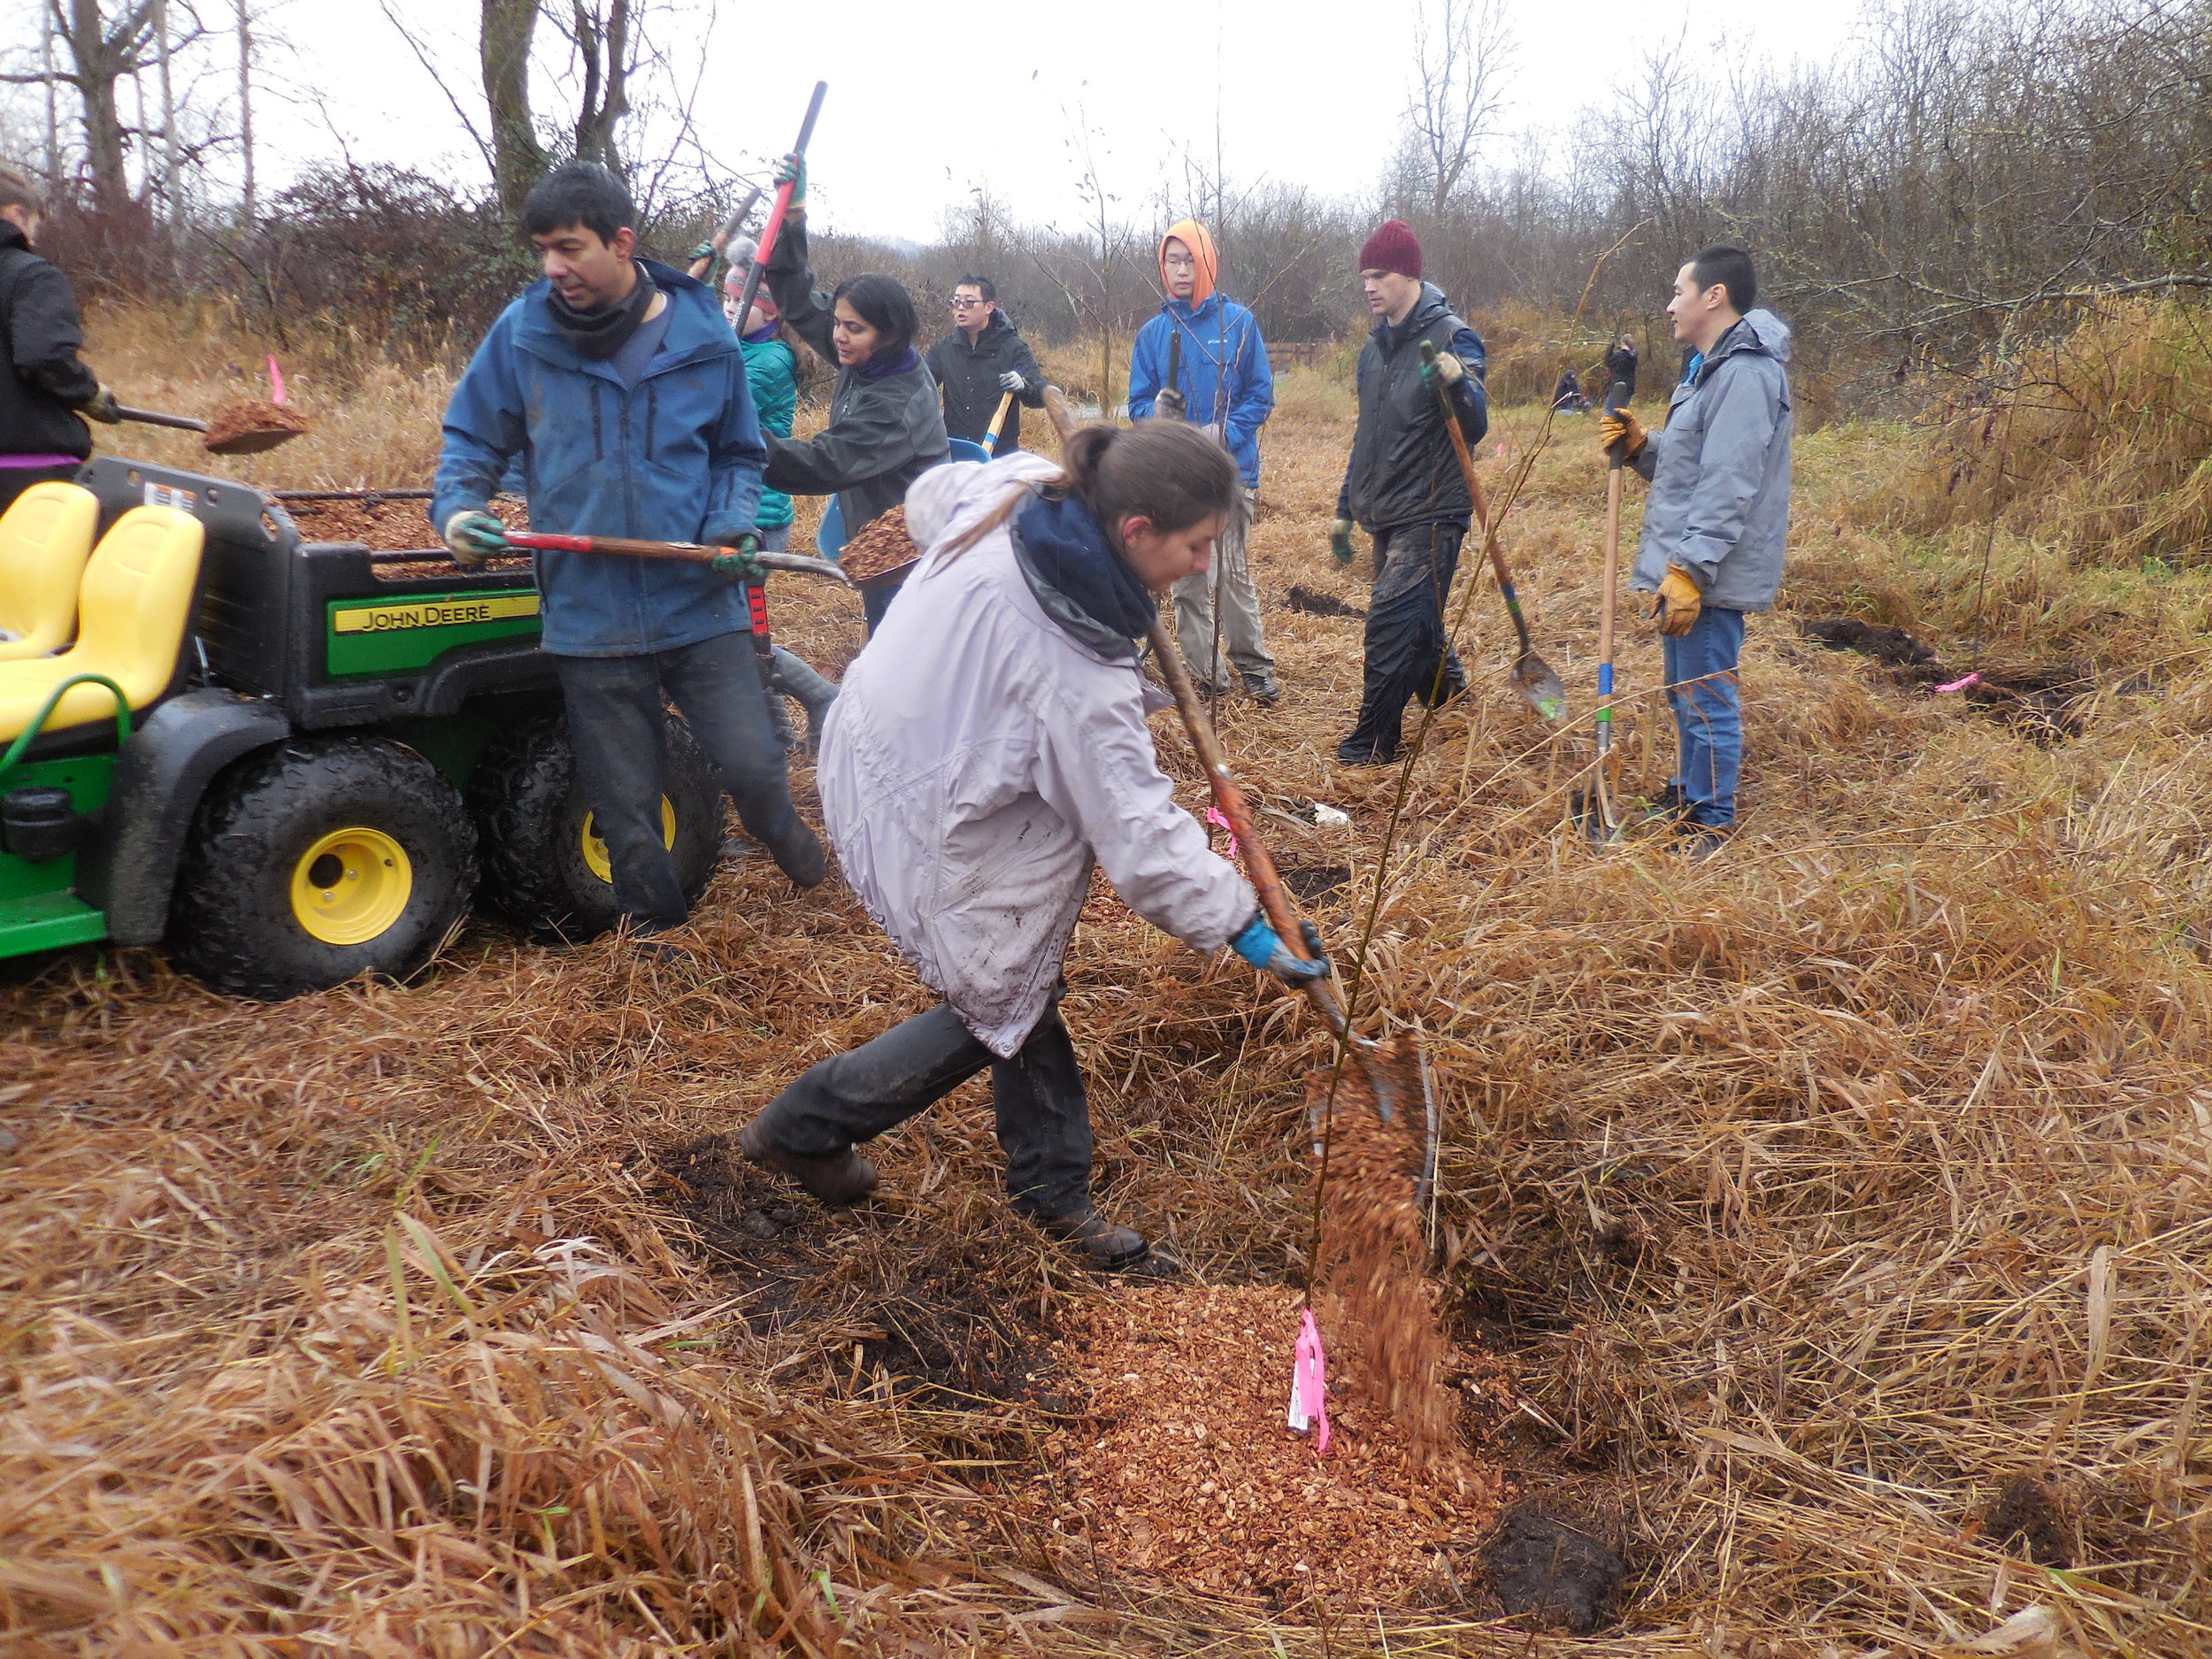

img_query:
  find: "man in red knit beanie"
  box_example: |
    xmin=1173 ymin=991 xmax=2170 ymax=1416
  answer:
xmin=1330 ymin=219 xmax=1489 ymax=764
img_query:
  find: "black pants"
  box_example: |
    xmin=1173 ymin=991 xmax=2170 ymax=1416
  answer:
xmin=554 ymin=630 xmax=800 ymax=929
xmin=754 ymin=990 xmax=1092 ymax=1218
xmin=1340 ymin=519 xmax=1468 ymax=762
xmin=0 ymin=464 xmax=81 ymax=516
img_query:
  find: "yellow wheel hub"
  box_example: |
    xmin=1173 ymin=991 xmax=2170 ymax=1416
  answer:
xmin=580 ymin=797 xmax=679 ymax=885
xmin=289 ymin=828 xmax=412 ymax=946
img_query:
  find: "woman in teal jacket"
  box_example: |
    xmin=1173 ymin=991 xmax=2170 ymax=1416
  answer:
xmin=725 ymin=248 xmax=837 ymax=749
xmin=724 ymin=248 xmax=798 ymax=551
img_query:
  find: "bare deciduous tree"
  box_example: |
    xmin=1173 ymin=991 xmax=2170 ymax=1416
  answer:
xmin=1402 ymin=0 xmax=1514 ymax=224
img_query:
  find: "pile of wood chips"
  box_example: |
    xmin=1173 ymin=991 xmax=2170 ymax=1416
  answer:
xmin=836 ymin=504 xmax=921 ymax=587
xmin=1029 ymin=1282 xmax=1509 ymax=1611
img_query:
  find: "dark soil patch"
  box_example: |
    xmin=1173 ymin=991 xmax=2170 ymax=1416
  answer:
xmin=1803 ymin=617 xmax=1939 ymax=665
xmin=1802 ymin=618 xmax=2092 ymax=741
xmin=1481 ymin=1501 xmax=1629 ymax=1632
xmin=1283 ymin=864 xmax=1351 ymax=903
xmin=1983 ymin=1472 xmax=2073 ymax=1567
xmin=1287 ymin=584 xmax=1366 ymax=619
xmin=659 ymin=1132 xmax=1055 ymax=1408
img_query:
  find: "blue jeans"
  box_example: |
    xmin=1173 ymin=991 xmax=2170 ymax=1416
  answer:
xmin=554 ymin=630 xmax=800 ymax=928
xmin=1662 ymin=606 xmax=1745 ymax=827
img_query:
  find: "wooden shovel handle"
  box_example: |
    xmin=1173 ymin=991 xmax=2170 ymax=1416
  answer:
xmin=503 ymin=532 xmax=851 ymax=585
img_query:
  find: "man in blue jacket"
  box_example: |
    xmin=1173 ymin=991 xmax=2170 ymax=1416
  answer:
xmin=434 ymin=163 xmax=823 ymax=936
xmin=1599 ymin=245 xmax=1793 ymax=857
xmin=1127 ymin=219 xmax=1280 ymax=704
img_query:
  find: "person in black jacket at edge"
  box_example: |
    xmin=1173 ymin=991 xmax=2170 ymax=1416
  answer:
xmin=761 ymin=154 xmax=949 ymax=633
xmin=1328 ymin=219 xmax=1489 ymax=766
xmin=926 ymin=276 xmax=1044 ymax=452
xmin=1607 ymin=333 xmax=1640 ymax=401
xmin=0 ymin=165 xmax=122 ymax=515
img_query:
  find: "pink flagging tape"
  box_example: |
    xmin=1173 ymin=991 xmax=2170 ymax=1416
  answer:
xmin=267 ymin=355 xmax=288 ymax=405
xmin=1205 ymin=805 xmax=1239 ymax=860
xmin=1286 ymin=1308 xmax=1331 ymax=1454
xmin=1936 ymin=672 xmax=1981 ymax=693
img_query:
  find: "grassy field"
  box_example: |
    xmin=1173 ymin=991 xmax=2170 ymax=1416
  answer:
xmin=4 ymin=304 xmax=2210 ymax=1655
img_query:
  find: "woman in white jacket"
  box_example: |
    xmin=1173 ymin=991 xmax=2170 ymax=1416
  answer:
xmin=738 ymin=422 xmax=1331 ymax=1271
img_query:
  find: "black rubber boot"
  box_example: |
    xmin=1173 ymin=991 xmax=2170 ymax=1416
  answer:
xmin=739 ymin=1118 xmax=879 ymax=1206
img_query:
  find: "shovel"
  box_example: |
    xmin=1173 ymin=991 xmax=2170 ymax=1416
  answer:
xmin=1420 ymin=341 xmax=1566 ymax=723
xmin=728 ymin=82 xmax=828 ymax=369
xmin=501 ymin=530 xmax=851 ymax=585
xmin=1148 ymin=615 xmax=1425 ymax=1137
xmin=1576 ymin=378 xmax=1633 ymax=840
xmin=980 ymin=390 xmax=1016 ymax=457
xmin=114 ymin=401 xmax=303 ymax=457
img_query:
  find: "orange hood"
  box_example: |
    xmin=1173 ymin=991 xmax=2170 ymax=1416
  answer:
xmin=1158 ymin=219 xmax=1217 ymax=308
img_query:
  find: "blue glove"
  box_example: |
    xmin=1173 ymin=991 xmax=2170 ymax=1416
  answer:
xmin=442 ymin=509 xmax=510 ymax=566
xmin=772 ymin=153 xmax=806 ymax=211
xmin=1329 ymin=518 xmax=1356 ymax=565
xmin=710 ymin=532 xmax=763 ymax=579
xmin=1230 ymin=910 xmax=1332 ymax=984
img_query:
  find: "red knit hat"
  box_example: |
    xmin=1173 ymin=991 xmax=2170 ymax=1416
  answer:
xmin=1359 ymin=219 xmax=1422 ymax=280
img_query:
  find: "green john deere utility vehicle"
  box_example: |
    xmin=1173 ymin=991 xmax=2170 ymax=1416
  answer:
xmin=0 ymin=457 xmax=823 ymax=1000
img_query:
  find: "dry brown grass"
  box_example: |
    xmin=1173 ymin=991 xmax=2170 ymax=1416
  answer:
xmin=5 ymin=310 xmax=2210 ymax=1655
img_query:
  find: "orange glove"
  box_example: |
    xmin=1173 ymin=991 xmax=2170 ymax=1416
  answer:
xmin=1598 ymin=407 xmax=1647 ymax=460
xmin=1650 ymin=563 xmax=1702 ymax=636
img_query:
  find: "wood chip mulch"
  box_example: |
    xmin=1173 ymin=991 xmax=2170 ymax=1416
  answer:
xmin=837 ymin=505 xmax=920 ymax=585
xmin=203 ymin=397 xmax=311 ymax=449
xmin=1020 ymin=1283 xmax=1510 ymax=1612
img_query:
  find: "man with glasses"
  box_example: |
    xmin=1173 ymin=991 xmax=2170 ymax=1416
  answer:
xmin=926 ymin=276 xmax=1045 ymax=453
xmin=1127 ymin=219 xmax=1280 ymax=705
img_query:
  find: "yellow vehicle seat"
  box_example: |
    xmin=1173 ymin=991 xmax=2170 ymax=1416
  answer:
xmin=0 ymin=506 xmax=205 ymax=743
xmin=0 ymin=481 xmax=101 ymax=663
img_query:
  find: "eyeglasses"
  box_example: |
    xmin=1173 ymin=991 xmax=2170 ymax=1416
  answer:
xmin=951 ymin=296 xmax=987 ymax=309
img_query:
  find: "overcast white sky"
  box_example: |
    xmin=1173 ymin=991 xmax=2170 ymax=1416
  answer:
xmin=13 ymin=0 xmax=1870 ymax=242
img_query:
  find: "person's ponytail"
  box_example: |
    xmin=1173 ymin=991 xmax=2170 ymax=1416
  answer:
xmin=1056 ymin=421 xmax=1239 ymax=539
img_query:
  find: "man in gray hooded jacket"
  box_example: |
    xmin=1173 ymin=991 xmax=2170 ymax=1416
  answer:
xmin=1600 ymin=245 xmax=1792 ymax=854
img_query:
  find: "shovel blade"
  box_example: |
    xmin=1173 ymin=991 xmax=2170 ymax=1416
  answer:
xmin=204 ymin=426 xmax=305 ymax=457
xmin=1512 ymin=652 xmax=1568 ymax=723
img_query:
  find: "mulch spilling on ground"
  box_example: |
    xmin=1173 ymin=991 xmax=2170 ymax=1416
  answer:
xmin=1029 ymin=1282 xmax=1508 ymax=1610
xmin=1307 ymin=1044 xmax=1460 ymax=1459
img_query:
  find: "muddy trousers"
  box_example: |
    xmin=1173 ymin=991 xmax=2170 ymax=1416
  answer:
xmin=1171 ymin=489 xmax=1275 ymax=692
xmin=1339 ymin=519 xmax=1469 ymax=763
xmin=1662 ymin=605 xmax=1744 ymax=827
xmin=555 ymin=632 xmax=802 ymax=930
xmin=753 ymin=991 xmax=1092 ymax=1219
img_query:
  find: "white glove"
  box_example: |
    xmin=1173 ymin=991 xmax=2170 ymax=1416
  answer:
xmin=998 ymin=371 xmax=1026 ymax=393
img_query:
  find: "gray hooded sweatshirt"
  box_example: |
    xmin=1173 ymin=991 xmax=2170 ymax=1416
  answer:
xmin=1629 ymin=308 xmax=1793 ymax=613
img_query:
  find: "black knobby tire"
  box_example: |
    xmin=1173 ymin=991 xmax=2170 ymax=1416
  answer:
xmin=468 ymin=712 xmax=720 ymax=942
xmin=169 ymin=734 xmax=480 ymax=1000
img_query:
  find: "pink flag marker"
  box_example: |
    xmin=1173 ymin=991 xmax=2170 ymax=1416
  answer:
xmin=1205 ymin=804 xmax=1239 ymax=859
xmin=1286 ymin=1308 xmax=1331 ymax=1454
xmin=1935 ymin=672 xmax=1981 ymax=693
xmin=266 ymin=355 xmax=288 ymax=405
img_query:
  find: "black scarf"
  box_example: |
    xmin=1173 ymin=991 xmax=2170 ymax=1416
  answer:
xmin=545 ymin=268 xmax=657 ymax=359
xmin=1012 ymin=493 xmax=1156 ymax=648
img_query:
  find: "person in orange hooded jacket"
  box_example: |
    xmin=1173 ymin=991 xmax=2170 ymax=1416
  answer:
xmin=1126 ymin=219 xmax=1279 ymax=703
